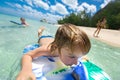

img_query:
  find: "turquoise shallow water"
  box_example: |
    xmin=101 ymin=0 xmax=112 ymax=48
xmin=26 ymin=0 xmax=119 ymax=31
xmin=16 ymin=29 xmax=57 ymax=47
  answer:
xmin=0 ymin=13 xmax=120 ymax=80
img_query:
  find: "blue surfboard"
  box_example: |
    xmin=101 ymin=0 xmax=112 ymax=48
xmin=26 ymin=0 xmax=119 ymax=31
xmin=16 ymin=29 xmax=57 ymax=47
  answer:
xmin=10 ymin=21 xmax=21 ymax=25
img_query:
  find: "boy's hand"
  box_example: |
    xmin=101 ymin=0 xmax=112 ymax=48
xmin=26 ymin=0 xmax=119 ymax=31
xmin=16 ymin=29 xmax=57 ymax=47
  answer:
xmin=16 ymin=71 xmax=36 ymax=80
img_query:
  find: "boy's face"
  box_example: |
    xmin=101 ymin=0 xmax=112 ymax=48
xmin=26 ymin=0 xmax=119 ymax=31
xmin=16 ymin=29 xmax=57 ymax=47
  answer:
xmin=59 ymin=47 xmax=82 ymax=66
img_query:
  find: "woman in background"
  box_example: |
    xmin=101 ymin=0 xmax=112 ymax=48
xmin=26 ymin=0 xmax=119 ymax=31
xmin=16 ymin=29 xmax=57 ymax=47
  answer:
xmin=93 ymin=17 xmax=107 ymax=37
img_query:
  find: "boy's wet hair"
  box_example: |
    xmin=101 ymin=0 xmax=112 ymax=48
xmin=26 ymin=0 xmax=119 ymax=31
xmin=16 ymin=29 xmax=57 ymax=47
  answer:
xmin=50 ymin=23 xmax=91 ymax=55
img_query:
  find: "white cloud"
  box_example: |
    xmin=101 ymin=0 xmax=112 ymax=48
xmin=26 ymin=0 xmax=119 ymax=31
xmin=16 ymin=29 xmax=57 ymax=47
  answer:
xmin=5 ymin=2 xmax=23 ymax=10
xmin=22 ymin=5 xmax=34 ymax=12
xmin=15 ymin=4 xmax=22 ymax=9
xmin=24 ymin=0 xmax=33 ymax=6
xmin=61 ymin=0 xmax=78 ymax=10
xmin=3 ymin=1 xmax=98 ymax=23
xmin=5 ymin=2 xmax=15 ymax=8
xmin=0 ymin=5 xmax=62 ymax=23
xmin=50 ymin=3 xmax=69 ymax=15
xmin=77 ymin=6 xmax=84 ymax=12
xmin=100 ymin=0 xmax=113 ymax=8
xmin=77 ymin=2 xmax=97 ymax=15
xmin=33 ymin=0 xmax=49 ymax=10
xmin=45 ymin=13 xmax=62 ymax=23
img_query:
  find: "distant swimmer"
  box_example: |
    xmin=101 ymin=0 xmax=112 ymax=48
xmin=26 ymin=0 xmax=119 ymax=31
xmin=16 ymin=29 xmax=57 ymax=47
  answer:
xmin=20 ymin=17 xmax=29 ymax=26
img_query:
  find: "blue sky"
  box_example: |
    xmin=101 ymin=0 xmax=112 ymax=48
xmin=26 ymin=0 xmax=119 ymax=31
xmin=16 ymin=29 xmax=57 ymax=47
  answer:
xmin=0 ymin=0 xmax=114 ymax=23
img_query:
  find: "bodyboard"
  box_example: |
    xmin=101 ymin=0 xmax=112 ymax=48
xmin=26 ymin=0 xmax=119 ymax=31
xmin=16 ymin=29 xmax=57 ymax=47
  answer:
xmin=82 ymin=61 xmax=111 ymax=80
xmin=10 ymin=21 xmax=21 ymax=25
xmin=23 ymin=44 xmax=111 ymax=80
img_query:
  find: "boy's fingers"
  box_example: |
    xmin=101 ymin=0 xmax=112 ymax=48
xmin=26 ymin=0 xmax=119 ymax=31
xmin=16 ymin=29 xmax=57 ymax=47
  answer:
xmin=31 ymin=75 xmax=36 ymax=80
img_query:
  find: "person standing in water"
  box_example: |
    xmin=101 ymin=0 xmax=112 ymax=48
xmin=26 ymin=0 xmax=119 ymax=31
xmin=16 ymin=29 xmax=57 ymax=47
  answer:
xmin=93 ymin=17 xmax=107 ymax=37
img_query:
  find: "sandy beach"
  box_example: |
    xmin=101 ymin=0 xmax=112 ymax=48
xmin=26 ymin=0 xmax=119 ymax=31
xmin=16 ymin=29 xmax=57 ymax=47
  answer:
xmin=79 ymin=26 xmax=120 ymax=47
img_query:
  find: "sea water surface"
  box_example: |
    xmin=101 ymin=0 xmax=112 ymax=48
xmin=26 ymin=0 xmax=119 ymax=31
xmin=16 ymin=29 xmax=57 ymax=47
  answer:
xmin=0 ymin=13 xmax=120 ymax=80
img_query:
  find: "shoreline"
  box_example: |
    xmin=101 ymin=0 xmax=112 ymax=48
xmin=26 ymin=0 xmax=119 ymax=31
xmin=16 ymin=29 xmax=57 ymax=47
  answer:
xmin=54 ymin=24 xmax=120 ymax=48
xmin=79 ymin=26 xmax=120 ymax=48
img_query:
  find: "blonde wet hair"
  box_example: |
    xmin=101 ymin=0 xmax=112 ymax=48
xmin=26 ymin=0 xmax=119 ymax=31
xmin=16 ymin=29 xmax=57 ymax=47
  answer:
xmin=50 ymin=23 xmax=91 ymax=55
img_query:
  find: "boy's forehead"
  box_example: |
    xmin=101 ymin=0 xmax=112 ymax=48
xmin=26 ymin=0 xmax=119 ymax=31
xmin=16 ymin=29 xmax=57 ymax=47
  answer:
xmin=61 ymin=47 xmax=72 ymax=52
xmin=61 ymin=47 xmax=82 ymax=54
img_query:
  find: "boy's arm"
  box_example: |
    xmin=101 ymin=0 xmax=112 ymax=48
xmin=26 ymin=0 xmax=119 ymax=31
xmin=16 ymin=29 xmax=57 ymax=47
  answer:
xmin=17 ymin=46 xmax=49 ymax=80
xmin=16 ymin=54 xmax=35 ymax=80
xmin=21 ymin=45 xmax=50 ymax=70
xmin=28 ymin=45 xmax=51 ymax=58
xmin=21 ymin=54 xmax=33 ymax=72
